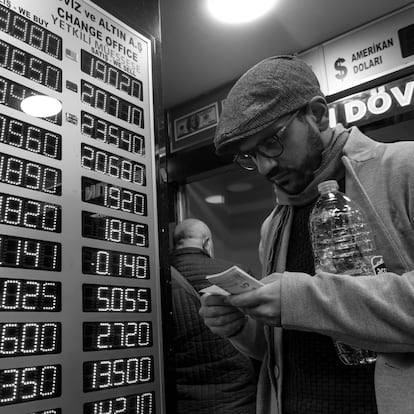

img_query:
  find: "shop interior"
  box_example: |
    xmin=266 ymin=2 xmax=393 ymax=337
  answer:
xmin=0 ymin=0 xmax=413 ymax=412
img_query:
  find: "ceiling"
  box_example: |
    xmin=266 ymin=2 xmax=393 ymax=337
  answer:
xmin=159 ymin=0 xmax=413 ymax=110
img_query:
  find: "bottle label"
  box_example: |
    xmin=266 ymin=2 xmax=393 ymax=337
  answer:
xmin=371 ymin=255 xmax=387 ymax=274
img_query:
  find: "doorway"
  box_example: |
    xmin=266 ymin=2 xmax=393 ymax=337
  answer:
xmin=177 ymin=165 xmax=275 ymax=276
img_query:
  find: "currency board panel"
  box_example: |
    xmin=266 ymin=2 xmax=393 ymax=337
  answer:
xmin=0 ymin=1 xmax=165 ymax=413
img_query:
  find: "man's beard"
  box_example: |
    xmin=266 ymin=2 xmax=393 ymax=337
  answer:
xmin=266 ymin=125 xmax=324 ymax=195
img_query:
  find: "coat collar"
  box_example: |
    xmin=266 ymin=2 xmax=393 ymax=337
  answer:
xmin=343 ymin=125 xmax=383 ymax=162
xmin=171 ymin=247 xmax=210 ymax=258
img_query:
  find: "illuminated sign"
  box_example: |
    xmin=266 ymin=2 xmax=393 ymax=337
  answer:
xmin=83 ymin=356 xmax=153 ymax=392
xmin=82 ymin=211 xmax=148 ymax=246
xmin=328 ymin=73 xmax=414 ymax=126
xmin=300 ymin=5 xmax=414 ymax=95
xmin=83 ymin=284 xmax=151 ymax=313
xmin=81 ymin=111 xmax=145 ymax=155
xmin=0 ymin=364 xmax=61 ymax=406
xmin=83 ymin=321 xmax=152 ymax=351
xmin=0 ymin=114 xmax=62 ymax=159
xmin=0 ymin=322 xmax=61 ymax=357
xmin=84 ymin=392 xmax=154 ymax=414
xmin=0 ymin=278 xmax=61 ymax=311
xmin=0 ymin=235 xmax=60 ymax=270
xmin=81 ymin=143 xmax=146 ymax=185
xmin=0 ymin=76 xmax=62 ymax=124
xmin=82 ymin=176 xmax=147 ymax=216
xmin=0 ymin=153 xmax=61 ymax=195
xmin=82 ymin=246 xmax=150 ymax=279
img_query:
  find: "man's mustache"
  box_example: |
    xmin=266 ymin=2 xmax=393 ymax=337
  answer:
xmin=266 ymin=167 xmax=281 ymax=182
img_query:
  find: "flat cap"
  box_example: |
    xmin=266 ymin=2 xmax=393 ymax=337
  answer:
xmin=214 ymin=55 xmax=322 ymax=155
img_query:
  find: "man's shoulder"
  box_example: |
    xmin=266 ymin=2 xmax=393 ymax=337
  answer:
xmin=346 ymin=127 xmax=414 ymax=162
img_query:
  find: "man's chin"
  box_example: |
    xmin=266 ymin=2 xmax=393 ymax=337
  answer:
xmin=275 ymin=179 xmax=309 ymax=195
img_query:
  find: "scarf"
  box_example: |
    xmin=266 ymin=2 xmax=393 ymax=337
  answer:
xmin=262 ymin=124 xmax=350 ymax=276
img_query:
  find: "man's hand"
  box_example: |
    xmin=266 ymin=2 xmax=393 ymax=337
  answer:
xmin=199 ymin=293 xmax=247 ymax=338
xmin=224 ymin=273 xmax=283 ymax=327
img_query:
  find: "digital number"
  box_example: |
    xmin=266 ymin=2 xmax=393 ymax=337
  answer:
xmin=0 ymin=193 xmax=61 ymax=232
xmin=81 ymin=50 xmax=142 ymax=100
xmin=0 ymin=235 xmax=61 ymax=271
xmin=0 ymin=39 xmax=62 ymax=91
xmin=0 ymin=76 xmax=62 ymax=124
xmin=0 ymin=278 xmax=60 ymax=311
xmin=0 ymin=322 xmax=60 ymax=357
xmin=0 ymin=114 xmax=61 ymax=159
xmin=82 ymin=177 xmax=147 ymax=216
xmin=81 ymin=80 xmax=143 ymax=127
xmin=82 ymin=247 xmax=149 ymax=279
xmin=81 ymin=112 xmax=144 ymax=156
xmin=83 ymin=321 xmax=152 ymax=351
xmin=0 ymin=364 xmax=61 ymax=406
xmin=0 ymin=153 xmax=61 ymax=195
xmin=30 ymin=409 xmax=61 ymax=414
xmin=83 ymin=284 xmax=151 ymax=313
xmin=84 ymin=357 xmax=153 ymax=392
xmin=0 ymin=5 xmax=62 ymax=59
xmin=81 ymin=144 xmax=145 ymax=185
xmin=82 ymin=211 xmax=148 ymax=247
xmin=83 ymin=392 xmax=154 ymax=414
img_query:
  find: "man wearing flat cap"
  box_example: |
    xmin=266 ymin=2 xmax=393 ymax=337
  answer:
xmin=199 ymin=55 xmax=414 ymax=414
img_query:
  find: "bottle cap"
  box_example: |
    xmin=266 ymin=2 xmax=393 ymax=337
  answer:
xmin=317 ymin=180 xmax=339 ymax=194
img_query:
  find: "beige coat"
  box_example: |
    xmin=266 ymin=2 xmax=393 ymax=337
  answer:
xmin=231 ymin=127 xmax=414 ymax=414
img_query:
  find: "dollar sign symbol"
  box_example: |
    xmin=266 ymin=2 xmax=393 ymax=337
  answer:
xmin=334 ymin=58 xmax=348 ymax=80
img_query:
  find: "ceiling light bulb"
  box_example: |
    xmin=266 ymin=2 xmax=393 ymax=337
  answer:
xmin=207 ymin=0 xmax=277 ymax=24
xmin=20 ymin=95 xmax=62 ymax=117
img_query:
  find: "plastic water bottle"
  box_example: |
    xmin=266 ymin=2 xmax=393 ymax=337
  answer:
xmin=309 ymin=180 xmax=386 ymax=365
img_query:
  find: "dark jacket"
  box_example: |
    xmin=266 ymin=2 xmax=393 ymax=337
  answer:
xmin=170 ymin=247 xmax=257 ymax=414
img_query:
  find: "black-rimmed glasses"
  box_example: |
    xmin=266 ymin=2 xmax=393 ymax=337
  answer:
xmin=233 ymin=109 xmax=300 ymax=171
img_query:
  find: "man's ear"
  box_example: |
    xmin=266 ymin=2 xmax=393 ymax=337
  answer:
xmin=202 ymin=237 xmax=214 ymax=258
xmin=306 ymin=96 xmax=330 ymax=131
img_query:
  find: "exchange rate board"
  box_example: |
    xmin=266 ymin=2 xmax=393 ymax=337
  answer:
xmin=0 ymin=1 xmax=165 ymax=413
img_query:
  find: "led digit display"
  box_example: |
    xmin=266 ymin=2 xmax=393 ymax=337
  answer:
xmin=81 ymin=143 xmax=146 ymax=185
xmin=82 ymin=177 xmax=147 ymax=216
xmin=81 ymin=111 xmax=145 ymax=156
xmin=0 ymin=192 xmax=61 ymax=232
xmin=0 ymin=114 xmax=61 ymax=159
xmin=0 ymin=1 xmax=162 ymax=412
xmin=81 ymin=80 xmax=144 ymax=127
xmin=0 ymin=39 xmax=62 ymax=91
xmin=0 ymin=152 xmax=61 ymax=195
xmin=0 ymin=277 xmax=61 ymax=312
xmin=0 ymin=76 xmax=62 ymax=125
xmin=0 ymin=234 xmax=61 ymax=271
xmin=83 ymin=356 xmax=153 ymax=392
xmin=0 ymin=364 xmax=61 ymax=406
xmin=0 ymin=5 xmax=62 ymax=59
xmin=0 ymin=322 xmax=60 ymax=357
xmin=84 ymin=391 xmax=155 ymax=414
xmin=83 ymin=321 xmax=152 ymax=351
xmin=81 ymin=50 xmax=142 ymax=100
xmin=82 ymin=211 xmax=149 ymax=247
xmin=82 ymin=247 xmax=150 ymax=279
xmin=83 ymin=284 xmax=151 ymax=313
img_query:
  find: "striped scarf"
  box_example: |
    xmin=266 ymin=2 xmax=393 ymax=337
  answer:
xmin=262 ymin=124 xmax=349 ymax=277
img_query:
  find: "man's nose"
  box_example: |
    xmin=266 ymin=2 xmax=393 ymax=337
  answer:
xmin=254 ymin=153 xmax=277 ymax=175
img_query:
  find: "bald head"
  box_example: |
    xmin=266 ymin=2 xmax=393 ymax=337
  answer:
xmin=173 ymin=218 xmax=214 ymax=256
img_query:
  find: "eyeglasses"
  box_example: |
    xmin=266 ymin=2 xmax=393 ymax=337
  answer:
xmin=233 ymin=109 xmax=300 ymax=171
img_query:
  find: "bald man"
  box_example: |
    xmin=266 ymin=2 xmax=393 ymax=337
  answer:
xmin=173 ymin=218 xmax=214 ymax=256
xmin=170 ymin=218 xmax=257 ymax=414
